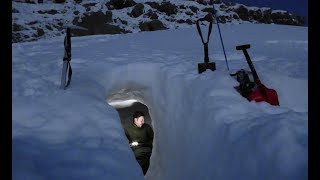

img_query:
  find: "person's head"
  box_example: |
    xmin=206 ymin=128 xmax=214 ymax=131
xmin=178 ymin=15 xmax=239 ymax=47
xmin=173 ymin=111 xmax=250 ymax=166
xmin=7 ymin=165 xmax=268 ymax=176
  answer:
xmin=133 ymin=111 xmax=145 ymax=128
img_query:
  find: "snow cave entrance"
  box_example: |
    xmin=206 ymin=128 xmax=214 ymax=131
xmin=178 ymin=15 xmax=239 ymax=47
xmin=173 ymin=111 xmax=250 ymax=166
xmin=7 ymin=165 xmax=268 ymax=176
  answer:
xmin=112 ymin=100 xmax=152 ymax=128
xmin=106 ymin=89 xmax=153 ymax=128
xmin=109 ymin=101 xmax=152 ymax=128
xmin=106 ymin=88 xmax=154 ymax=175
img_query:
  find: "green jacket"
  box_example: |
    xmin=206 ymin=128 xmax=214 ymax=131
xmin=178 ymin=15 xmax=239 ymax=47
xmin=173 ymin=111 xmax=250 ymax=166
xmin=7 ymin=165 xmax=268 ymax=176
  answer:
xmin=124 ymin=123 xmax=154 ymax=157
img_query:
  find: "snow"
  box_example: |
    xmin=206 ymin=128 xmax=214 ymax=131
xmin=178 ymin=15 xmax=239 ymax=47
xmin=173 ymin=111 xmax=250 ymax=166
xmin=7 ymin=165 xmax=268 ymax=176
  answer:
xmin=12 ymin=15 xmax=307 ymax=180
xmin=12 ymin=1 xmax=308 ymax=179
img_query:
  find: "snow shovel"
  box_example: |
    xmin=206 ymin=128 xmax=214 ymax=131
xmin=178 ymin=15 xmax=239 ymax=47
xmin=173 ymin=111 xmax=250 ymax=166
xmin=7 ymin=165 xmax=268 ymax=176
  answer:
xmin=236 ymin=44 xmax=280 ymax=106
xmin=196 ymin=16 xmax=216 ymax=74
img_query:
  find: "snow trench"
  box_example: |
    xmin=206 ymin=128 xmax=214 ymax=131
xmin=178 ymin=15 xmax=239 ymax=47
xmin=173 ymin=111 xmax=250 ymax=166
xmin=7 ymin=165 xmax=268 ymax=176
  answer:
xmin=101 ymin=63 xmax=307 ymax=180
xmin=104 ymin=63 xmax=183 ymax=179
xmin=101 ymin=62 xmax=224 ymax=179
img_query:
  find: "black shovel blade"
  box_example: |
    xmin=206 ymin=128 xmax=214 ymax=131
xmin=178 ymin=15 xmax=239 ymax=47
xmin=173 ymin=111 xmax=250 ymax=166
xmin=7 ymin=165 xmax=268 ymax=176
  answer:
xmin=198 ymin=62 xmax=216 ymax=74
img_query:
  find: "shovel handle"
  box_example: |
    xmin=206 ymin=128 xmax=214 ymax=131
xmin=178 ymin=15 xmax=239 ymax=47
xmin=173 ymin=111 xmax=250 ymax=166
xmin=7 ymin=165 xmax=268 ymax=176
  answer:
xmin=236 ymin=44 xmax=270 ymax=99
xmin=196 ymin=16 xmax=213 ymax=44
xmin=197 ymin=16 xmax=213 ymax=63
xmin=236 ymin=44 xmax=250 ymax=50
xmin=236 ymin=44 xmax=259 ymax=82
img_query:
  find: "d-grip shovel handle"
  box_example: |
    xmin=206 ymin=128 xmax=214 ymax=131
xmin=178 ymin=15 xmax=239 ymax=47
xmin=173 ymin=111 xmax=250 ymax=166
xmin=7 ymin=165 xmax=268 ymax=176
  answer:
xmin=196 ymin=17 xmax=213 ymax=63
xmin=196 ymin=17 xmax=213 ymax=44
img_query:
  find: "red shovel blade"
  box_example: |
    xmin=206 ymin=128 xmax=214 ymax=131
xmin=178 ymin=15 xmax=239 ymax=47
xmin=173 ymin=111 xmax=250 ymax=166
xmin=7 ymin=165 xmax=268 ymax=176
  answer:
xmin=246 ymin=85 xmax=280 ymax=106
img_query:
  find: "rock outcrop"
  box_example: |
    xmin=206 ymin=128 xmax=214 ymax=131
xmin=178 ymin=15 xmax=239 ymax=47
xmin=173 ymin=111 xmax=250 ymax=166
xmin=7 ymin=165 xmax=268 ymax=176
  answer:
xmin=12 ymin=0 xmax=305 ymax=43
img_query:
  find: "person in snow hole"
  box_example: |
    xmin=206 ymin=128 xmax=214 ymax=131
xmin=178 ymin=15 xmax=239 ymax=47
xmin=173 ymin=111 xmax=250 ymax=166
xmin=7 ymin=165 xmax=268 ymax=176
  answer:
xmin=124 ymin=111 xmax=154 ymax=175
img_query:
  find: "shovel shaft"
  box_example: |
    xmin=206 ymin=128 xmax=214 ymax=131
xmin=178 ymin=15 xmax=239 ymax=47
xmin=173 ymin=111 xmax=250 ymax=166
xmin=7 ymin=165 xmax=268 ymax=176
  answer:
xmin=242 ymin=49 xmax=259 ymax=81
xmin=242 ymin=49 xmax=269 ymax=99
xmin=204 ymin=43 xmax=209 ymax=63
xmin=236 ymin=44 xmax=259 ymax=82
